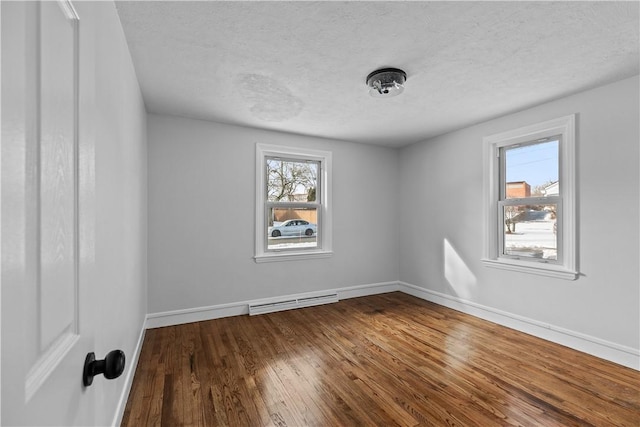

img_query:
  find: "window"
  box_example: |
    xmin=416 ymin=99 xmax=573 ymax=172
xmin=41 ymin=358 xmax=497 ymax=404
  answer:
xmin=501 ymin=138 xmax=559 ymax=261
xmin=483 ymin=115 xmax=577 ymax=279
xmin=255 ymin=144 xmax=332 ymax=262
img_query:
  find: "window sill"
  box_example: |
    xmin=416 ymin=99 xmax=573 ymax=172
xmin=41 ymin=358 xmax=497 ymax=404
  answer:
xmin=481 ymin=258 xmax=578 ymax=280
xmin=254 ymin=250 xmax=333 ymax=263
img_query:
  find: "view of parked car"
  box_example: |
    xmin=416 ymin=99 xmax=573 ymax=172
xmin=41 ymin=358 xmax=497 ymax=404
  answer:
xmin=269 ymin=219 xmax=317 ymax=237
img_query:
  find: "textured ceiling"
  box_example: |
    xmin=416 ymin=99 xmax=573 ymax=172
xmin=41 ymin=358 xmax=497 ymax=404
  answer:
xmin=115 ymin=1 xmax=639 ymax=147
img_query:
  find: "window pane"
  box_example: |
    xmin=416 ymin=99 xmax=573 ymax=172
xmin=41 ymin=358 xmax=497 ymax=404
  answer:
xmin=503 ymin=204 xmax=557 ymax=260
xmin=267 ymin=207 xmax=318 ymax=250
xmin=504 ymin=139 xmax=559 ymax=199
xmin=267 ymin=158 xmax=318 ymax=202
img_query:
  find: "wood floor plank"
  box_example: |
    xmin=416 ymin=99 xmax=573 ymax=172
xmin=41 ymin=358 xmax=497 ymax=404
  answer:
xmin=271 ymin=311 xmax=403 ymax=426
xmin=275 ymin=310 xmax=414 ymax=426
xmin=121 ymin=292 xmax=640 ymax=427
xmin=247 ymin=312 xmax=349 ymax=426
xmin=349 ymin=297 xmax=587 ymax=425
xmin=123 ymin=328 xmax=165 ymax=427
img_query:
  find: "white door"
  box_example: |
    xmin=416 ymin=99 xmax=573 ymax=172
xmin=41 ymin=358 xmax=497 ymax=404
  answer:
xmin=2 ymin=1 xmax=97 ymax=425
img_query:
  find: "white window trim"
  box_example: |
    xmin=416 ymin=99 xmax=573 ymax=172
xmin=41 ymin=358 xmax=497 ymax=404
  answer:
xmin=255 ymin=143 xmax=333 ymax=263
xmin=482 ymin=115 xmax=578 ymax=280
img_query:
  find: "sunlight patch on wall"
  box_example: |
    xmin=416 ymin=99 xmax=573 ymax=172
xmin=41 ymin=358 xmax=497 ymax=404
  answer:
xmin=444 ymin=239 xmax=476 ymax=299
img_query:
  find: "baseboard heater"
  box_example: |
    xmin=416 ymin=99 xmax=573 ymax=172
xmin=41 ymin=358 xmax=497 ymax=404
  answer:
xmin=248 ymin=293 xmax=339 ymax=316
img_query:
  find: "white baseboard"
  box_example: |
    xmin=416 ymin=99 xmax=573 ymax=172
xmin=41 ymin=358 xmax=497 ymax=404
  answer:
xmin=111 ymin=321 xmax=147 ymax=427
xmin=145 ymin=281 xmax=400 ymax=329
xmin=335 ymin=281 xmax=400 ymax=300
xmin=399 ymin=281 xmax=640 ymax=371
xmin=146 ymin=300 xmax=249 ymax=329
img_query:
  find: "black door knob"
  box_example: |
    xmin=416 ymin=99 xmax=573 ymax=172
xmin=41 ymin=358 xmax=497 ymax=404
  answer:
xmin=83 ymin=349 xmax=125 ymax=387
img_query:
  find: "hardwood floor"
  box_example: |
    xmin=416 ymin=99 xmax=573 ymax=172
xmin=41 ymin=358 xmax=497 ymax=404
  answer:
xmin=121 ymin=292 xmax=640 ymax=426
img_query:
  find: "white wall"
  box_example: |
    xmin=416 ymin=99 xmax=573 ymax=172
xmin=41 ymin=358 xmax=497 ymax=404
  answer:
xmin=399 ymin=76 xmax=639 ymax=356
xmin=147 ymin=115 xmax=399 ymax=313
xmin=75 ymin=2 xmax=148 ymax=425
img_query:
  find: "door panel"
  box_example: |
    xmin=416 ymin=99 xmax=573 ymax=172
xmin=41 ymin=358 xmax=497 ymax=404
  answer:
xmin=39 ymin=0 xmax=77 ymax=353
xmin=2 ymin=1 xmax=95 ymax=425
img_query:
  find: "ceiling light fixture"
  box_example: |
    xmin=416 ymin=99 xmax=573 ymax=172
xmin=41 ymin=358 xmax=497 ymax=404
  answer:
xmin=366 ymin=68 xmax=407 ymax=98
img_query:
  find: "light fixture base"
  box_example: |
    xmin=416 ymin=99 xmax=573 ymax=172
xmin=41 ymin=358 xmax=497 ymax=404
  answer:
xmin=366 ymin=68 xmax=407 ymax=98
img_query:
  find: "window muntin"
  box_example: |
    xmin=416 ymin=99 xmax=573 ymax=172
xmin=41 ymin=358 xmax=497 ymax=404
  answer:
xmin=482 ymin=115 xmax=577 ymax=280
xmin=255 ymin=144 xmax=332 ymax=262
